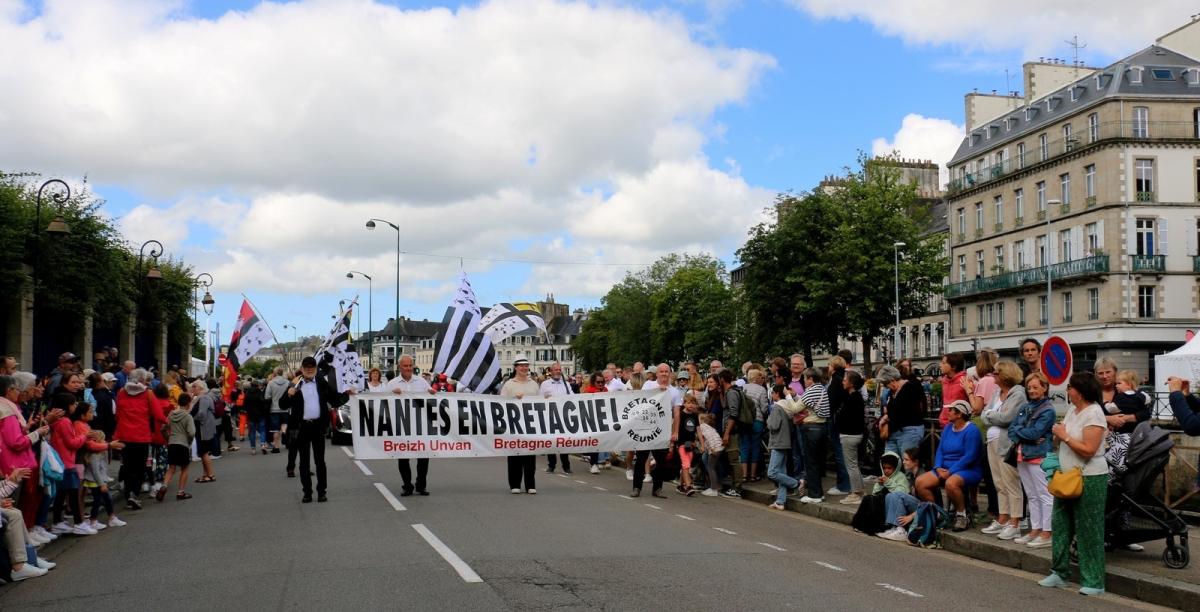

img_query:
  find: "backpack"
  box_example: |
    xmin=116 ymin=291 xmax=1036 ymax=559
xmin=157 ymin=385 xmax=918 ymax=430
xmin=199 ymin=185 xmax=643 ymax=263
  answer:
xmin=906 ymin=501 xmax=951 ymax=547
xmin=851 ymin=491 xmax=888 ymax=535
xmin=732 ymin=387 xmax=756 ymax=427
xmin=213 ymin=396 xmax=227 ymax=418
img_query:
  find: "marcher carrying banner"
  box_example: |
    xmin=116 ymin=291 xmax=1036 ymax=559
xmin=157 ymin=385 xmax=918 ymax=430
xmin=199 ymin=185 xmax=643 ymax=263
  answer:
xmin=351 ymin=389 xmax=673 ymax=459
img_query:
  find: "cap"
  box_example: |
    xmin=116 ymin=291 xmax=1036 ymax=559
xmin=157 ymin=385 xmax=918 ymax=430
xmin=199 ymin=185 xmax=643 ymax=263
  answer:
xmin=301 ymin=356 xmax=318 ymax=368
xmin=513 ymin=354 xmax=530 ymax=366
xmin=100 ymin=372 xmax=117 ymax=382
xmin=58 ymin=352 xmax=78 ymax=362
xmin=948 ymin=399 xmax=972 ymax=417
xmin=676 ymin=371 xmax=689 ymax=380
xmin=83 ymin=369 xmax=96 ymax=377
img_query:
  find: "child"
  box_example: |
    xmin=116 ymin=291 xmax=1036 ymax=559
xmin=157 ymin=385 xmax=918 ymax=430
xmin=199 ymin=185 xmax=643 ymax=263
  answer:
xmin=48 ymin=393 xmax=93 ymax=536
xmin=79 ymin=403 xmax=125 ymax=529
xmin=696 ymin=413 xmax=724 ymax=497
xmin=765 ymin=384 xmax=798 ymax=509
xmin=674 ymin=395 xmax=700 ymax=496
xmin=159 ymin=393 xmax=197 ymax=501
xmin=879 ymin=449 xmax=921 ymax=541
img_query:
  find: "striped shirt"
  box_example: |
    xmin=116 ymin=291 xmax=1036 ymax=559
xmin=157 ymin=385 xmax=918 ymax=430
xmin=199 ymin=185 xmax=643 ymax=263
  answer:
xmin=801 ymin=384 xmax=830 ymax=424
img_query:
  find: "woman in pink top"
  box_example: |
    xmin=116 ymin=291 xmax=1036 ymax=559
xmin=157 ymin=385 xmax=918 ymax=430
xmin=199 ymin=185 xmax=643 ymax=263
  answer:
xmin=938 ymin=352 xmax=968 ymax=427
xmin=0 ymin=374 xmax=56 ymax=529
xmin=47 ymin=392 xmax=97 ymax=536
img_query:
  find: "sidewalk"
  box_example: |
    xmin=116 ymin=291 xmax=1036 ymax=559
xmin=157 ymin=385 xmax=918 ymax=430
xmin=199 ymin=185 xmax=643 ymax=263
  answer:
xmin=737 ymin=477 xmax=1200 ymax=611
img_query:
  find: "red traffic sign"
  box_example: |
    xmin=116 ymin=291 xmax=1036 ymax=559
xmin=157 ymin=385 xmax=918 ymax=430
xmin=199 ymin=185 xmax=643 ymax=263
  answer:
xmin=1041 ymin=335 xmax=1073 ymax=386
xmin=217 ymin=353 xmax=228 ymax=366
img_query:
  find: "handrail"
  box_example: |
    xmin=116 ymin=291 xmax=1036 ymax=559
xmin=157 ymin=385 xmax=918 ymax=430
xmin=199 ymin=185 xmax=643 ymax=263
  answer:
xmin=945 ymin=255 xmax=1109 ymax=299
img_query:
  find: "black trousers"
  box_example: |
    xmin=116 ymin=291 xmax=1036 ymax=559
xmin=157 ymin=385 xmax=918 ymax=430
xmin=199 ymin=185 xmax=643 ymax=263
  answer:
xmin=297 ymin=420 xmax=327 ymax=496
xmin=398 ymin=459 xmax=429 ymax=493
xmin=546 ymin=454 xmax=571 ymax=472
xmin=633 ymin=448 xmax=668 ymax=492
xmin=507 ymin=455 xmax=536 ymax=490
xmin=122 ymin=442 xmax=149 ymax=501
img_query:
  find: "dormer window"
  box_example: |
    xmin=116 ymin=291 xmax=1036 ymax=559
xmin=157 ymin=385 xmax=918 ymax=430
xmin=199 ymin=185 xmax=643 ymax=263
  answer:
xmin=1025 ymin=106 xmax=1037 ymax=121
xmin=1129 ymin=66 xmax=1143 ymax=85
xmin=1047 ymin=96 xmax=1063 ymax=112
xmin=988 ymin=125 xmax=1000 ymax=139
xmin=1069 ymin=85 xmax=1084 ymax=102
xmin=1151 ymin=68 xmax=1173 ymax=80
xmin=1006 ymin=117 xmax=1018 ymax=131
xmin=1187 ymin=68 xmax=1200 ymax=86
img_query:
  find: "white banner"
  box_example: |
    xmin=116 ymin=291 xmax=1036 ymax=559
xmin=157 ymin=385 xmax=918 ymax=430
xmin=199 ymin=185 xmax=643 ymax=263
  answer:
xmin=350 ymin=389 xmax=673 ymax=459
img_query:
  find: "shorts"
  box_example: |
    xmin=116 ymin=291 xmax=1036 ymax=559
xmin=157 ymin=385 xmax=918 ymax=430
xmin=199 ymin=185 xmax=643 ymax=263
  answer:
xmin=678 ymin=445 xmax=694 ymax=470
xmin=198 ymin=435 xmax=221 ymax=457
xmin=167 ymin=444 xmax=191 ymax=467
xmin=269 ymin=413 xmax=284 ymax=433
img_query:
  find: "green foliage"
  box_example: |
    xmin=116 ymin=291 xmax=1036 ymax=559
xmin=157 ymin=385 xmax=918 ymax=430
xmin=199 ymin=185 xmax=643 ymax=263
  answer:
xmin=239 ymin=358 xmax=282 ymax=380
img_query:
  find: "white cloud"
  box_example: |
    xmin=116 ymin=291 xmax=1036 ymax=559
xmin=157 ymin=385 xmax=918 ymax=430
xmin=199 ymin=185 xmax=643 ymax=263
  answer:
xmin=0 ymin=0 xmax=778 ymax=306
xmin=790 ymin=1 xmax=1199 ymax=56
xmin=871 ymin=113 xmax=963 ymax=184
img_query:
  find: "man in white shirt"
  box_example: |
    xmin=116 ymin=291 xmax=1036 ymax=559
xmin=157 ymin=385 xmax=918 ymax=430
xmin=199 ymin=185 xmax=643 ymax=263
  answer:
xmin=540 ymin=362 xmax=575 ymax=475
xmin=387 ymin=355 xmax=436 ymax=496
xmin=604 ymin=364 xmax=628 ymax=392
xmin=630 ymin=363 xmax=683 ymax=498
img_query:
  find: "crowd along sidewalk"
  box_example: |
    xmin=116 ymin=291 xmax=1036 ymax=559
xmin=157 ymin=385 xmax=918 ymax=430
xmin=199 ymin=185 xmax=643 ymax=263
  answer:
xmin=736 ymin=478 xmax=1200 ymax=611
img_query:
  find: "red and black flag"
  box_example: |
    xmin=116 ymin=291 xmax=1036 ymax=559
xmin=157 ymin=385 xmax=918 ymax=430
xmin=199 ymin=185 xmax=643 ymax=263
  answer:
xmin=222 ymin=298 xmax=272 ymax=400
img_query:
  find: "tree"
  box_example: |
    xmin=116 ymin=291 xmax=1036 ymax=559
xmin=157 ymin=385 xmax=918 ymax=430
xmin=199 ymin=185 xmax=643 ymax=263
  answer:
xmin=648 ymin=255 xmax=730 ymax=363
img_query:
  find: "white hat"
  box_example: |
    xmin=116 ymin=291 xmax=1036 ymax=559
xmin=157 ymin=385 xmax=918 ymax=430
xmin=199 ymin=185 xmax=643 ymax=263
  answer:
xmin=513 ymin=354 xmax=530 ymax=366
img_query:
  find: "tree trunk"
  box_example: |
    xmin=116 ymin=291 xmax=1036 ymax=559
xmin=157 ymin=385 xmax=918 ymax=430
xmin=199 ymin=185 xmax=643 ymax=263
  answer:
xmin=861 ymin=334 xmax=874 ymax=375
xmin=802 ymin=340 xmax=814 ymax=367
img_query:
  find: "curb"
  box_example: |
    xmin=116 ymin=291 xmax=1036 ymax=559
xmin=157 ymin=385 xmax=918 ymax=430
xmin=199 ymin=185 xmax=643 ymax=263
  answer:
xmin=738 ymin=486 xmax=1200 ymax=611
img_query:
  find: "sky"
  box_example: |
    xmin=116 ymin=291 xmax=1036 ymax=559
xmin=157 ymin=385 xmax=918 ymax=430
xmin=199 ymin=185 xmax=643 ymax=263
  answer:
xmin=2 ymin=0 xmax=1198 ymax=343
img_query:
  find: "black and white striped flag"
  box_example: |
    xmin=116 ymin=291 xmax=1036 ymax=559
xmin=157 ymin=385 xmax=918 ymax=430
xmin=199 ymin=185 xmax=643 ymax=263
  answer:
xmin=316 ymin=300 xmax=365 ymax=393
xmin=479 ymin=302 xmax=548 ymax=345
xmin=432 ymin=272 xmax=502 ymax=393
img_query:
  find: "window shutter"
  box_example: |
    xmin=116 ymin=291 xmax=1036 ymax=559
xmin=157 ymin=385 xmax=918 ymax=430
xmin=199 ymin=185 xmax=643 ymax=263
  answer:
xmin=1158 ymin=217 xmax=1169 ymax=256
xmin=1126 ymin=221 xmax=1137 ymax=256
xmin=1072 ymin=226 xmax=1083 ymax=261
xmin=1187 ymin=218 xmax=1198 ymax=257
xmin=1097 ymin=219 xmax=1105 ymax=250
xmin=1025 ymin=240 xmax=1033 ymax=267
xmin=1008 ymin=243 xmax=1014 ymax=270
xmin=1048 ymin=233 xmax=1058 ymax=264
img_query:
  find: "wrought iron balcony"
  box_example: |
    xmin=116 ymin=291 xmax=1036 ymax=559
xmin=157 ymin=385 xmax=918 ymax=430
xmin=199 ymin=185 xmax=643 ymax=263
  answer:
xmin=945 ymin=255 xmax=1109 ymax=300
xmin=1130 ymin=254 xmax=1165 ymax=273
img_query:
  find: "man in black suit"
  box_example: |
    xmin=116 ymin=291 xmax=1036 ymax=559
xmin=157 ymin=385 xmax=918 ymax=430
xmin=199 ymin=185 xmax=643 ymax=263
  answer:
xmin=280 ymin=356 xmax=351 ymax=503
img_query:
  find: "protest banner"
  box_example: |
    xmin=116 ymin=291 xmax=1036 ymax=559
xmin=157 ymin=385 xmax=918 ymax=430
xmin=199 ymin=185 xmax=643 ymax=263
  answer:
xmin=350 ymin=389 xmax=673 ymax=459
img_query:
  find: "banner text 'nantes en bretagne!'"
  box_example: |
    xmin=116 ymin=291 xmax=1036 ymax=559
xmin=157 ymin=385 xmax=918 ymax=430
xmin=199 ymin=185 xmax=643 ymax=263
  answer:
xmin=351 ymin=389 xmax=673 ymax=459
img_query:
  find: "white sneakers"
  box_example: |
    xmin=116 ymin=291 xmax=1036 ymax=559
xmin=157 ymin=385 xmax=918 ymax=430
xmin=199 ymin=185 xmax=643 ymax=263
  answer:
xmin=50 ymin=521 xmax=73 ymax=535
xmin=980 ymin=520 xmax=1004 ymax=535
xmin=90 ymin=520 xmax=107 ymax=531
xmin=701 ymin=488 xmax=719 ymax=497
xmin=825 ymin=487 xmax=849 ymax=496
xmin=589 ymin=465 xmax=600 ymax=474
xmin=839 ymin=493 xmax=863 ymax=506
xmin=32 ymin=526 xmax=57 ymax=541
xmin=511 ymin=488 xmax=522 ymax=494
xmin=10 ymin=563 xmax=47 ymax=581
xmin=26 ymin=530 xmax=50 ymax=546
xmin=879 ymin=526 xmax=909 ymax=541
xmin=108 ymin=516 xmax=128 ymax=527
xmin=34 ymin=557 xmax=55 ymax=570
xmin=71 ymin=523 xmax=98 ymax=536
xmin=625 ymin=469 xmax=634 ymax=481
xmin=1027 ymin=536 xmax=1052 ymax=548
xmin=998 ymin=525 xmax=1022 ymax=540
xmin=643 ymin=475 xmax=652 ymax=483
xmin=1013 ymin=533 xmax=1034 ymax=545
xmin=527 ymin=489 xmax=537 ymax=495
xmin=799 ymin=495 xmax=824 ymax=504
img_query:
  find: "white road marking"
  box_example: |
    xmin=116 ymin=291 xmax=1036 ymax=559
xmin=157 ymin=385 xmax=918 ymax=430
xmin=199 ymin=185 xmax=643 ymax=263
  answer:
xmin=756 ymin=542 xmax=788 ymax=552
xmin=618 ymin=495 xmax=634 ymax=500
xmin=876 ymin=583 xmax=924 ymax=598
xmin=557 ymin=473 xmax=568 ymax=478
xmin=374 ymin=482 xmax=407 ymax=511
xmin=412 ymin=524 xmax=483 ymax=583
xmin=340 ymin=446 xmax=354 ymax=458
xmin=593 ymin=486 xmax=607 ymax=491
xmin=675 ymin=514 xmax=695 ymax=521
xmin=644 ymin=503 xmax=662 ymax=510
xmin=813 ymin=561 xmax=844 ymax=570
xmin=353 ymin=460 xmax=374 ymax=476
xmin=574 ymin=479 xmax=587 ymax=484
xmin=713 ymin=527 xmax=737 ymax=535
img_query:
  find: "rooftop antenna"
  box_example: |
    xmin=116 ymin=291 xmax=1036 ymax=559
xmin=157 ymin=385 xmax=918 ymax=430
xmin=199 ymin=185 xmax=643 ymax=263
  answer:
xmin=1065 ymin=35 xmax=1087 ymax=74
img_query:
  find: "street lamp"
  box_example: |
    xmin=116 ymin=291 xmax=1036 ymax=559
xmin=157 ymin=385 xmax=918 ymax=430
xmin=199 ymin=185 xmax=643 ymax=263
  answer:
xmin=282 ymin=323 xmax=299 ymax=370
xmin=347 ymin=270 xmax=373 ymax=368
xmin=893 ymin=241 xmax=906 ymax=364
xmin=194 ymin=272 xmax=215 ymax=374
xmin=1044 ymin=199 xmax=1062 ymax=335
xmin=138 ymin=240 xmax=164 ymax=281
xmin=366 ymin=218 xmax=401 ymax=373
xmin=35 ymin=179 xmax=73 ymax=236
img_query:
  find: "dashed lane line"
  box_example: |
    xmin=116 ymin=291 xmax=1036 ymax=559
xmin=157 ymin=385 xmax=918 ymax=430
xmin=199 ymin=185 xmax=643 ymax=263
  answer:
xmin=340 ymin=446 xmax=354 ymax=458
xmin=354 ymin=460 xmax=374 ymax=476
xmin=374 ymin=482 xmax=407 ymax=511
xmin=644 ymin=504 xmax=662 ymax=510
xmin=756 ymin=542 xmax=787 ymax=552
xmin=593 ymin=486 xmax=608 ymax=491
xmin=876 ymin=583 xmax=924 ymax=598
xmin=574 ymin=480 xmax=587 ymax=484
xmin=618 ymin=495 xmax=634 ymax=500
xmin=712 ymin=527 xmax=737 ymax=535
xmin=412 ymin=524 xmax=483 ymax=583
xmin=675 ymin=514 xmax=695 ymax=521
xmin=813 ymin=561 xmax=844 ymax=570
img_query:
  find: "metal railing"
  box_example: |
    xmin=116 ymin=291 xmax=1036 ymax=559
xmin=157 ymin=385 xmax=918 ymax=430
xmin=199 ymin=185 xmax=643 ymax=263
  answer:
xmin=1130 ymin=254 xmax=1166 ymax=273
xmin=1194 ymin=255 xmax=1200 ymax=273
xmin=945 ymin=255 xmax=1109 ymax=299
xmin=950 ymin=121 xmax=1200 ymax=195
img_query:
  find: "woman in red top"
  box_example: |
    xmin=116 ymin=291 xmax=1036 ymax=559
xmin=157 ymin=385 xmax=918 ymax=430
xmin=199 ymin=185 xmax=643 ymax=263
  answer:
xmin=583 ymin=373 xmax=606 ymax=472
xmin=114 ymin=368 xmax=155 ymax=510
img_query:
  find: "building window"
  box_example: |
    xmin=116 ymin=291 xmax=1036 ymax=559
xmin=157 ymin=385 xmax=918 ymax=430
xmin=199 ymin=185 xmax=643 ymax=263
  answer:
xmin=1088 ymin=113 xmax=1099 ymax=142
xmin=1039 ymin=133 xmax=1048 ymax=160
xmin=1138 ymin=285 xmax=1155 ymax=318
xmin=976 ymin=305 xmax=985 ymax=331
xmin=1060 ymin=229 xmax=1073 ymax=261
xmin=1015 ymin=240 xmax=1026 ymax=268
xmin=994 ymin=245 xmax=1005 ymax=272
xmin=1085 ymin=222 xmax=1099 ymax=254
xmin=1132 ymin=106 xmax=1149 ymax=138
xmin=958 ymin=307 xmax=967 ymax=334
xmin=1131 ymin=67 xmax=1144 ymax=85
xmin=1036 ymin=181 xmax=1046 ymax=211
xmin=1036 ymin=235 xmax=1047 ymax=266
xmin=1135 ymin=218 xmax=1156 ymax=255
xmin=993 ymin=195 xmax=1003 ymax=226
xmin=957 ymin=254 xmax=967 ymax=282
xmin=1017 ymin=142 xmax=1026 ymax=169
xmin=900 ymin=331 xmax=907 ymax=356
xmin=937 ymin=326 xmax=945 ymax=354
xmin=987 ymin=303 xmax=995 ymax=330
xmin=957 ymin=208 xmax=966 ymax=235
xmin=996 ymin=301 xmax=1006 ymax=330
xmin=1063 ymin=123 xmax=1073 ymax=143
xmin=1088 ymin=288 xmax=1100 ymax=320
xmin=975 ymin=250 xmax=985 ymax=277
xmin=1063 ymin=291 xmax=1073 ymax=323
xmin=975 ymin=202 xmax=984 ymax=230
xmin=1017 ymin=298 xmax=1027 ymax=327
xmin=1195 ymin=159 xmax=1200 ymax=196
xmin=1135 ymin=158 xmax=1154 ymax=195
xmin=1039 ymin=295 xmax=1048 ymax=325
xmin=1060 ymin=173 xmax=1071 ymax=205
xmin=1085 ymin=164 xmax=1096 ymax=199
xmin=1014 ymin=188 xmax=1024 ymax=219
xmin=923 ymin=327 xmax=931 ymax=357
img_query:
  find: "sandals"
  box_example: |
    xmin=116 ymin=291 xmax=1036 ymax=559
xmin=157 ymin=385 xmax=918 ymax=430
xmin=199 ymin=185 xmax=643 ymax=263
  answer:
xmin=155 ymin=488 xmax=168 ymax=502
xmin=195 ymin=475 xmax=216 ymax=483
xmin=176 ymin=491 xmax=193 ymax=500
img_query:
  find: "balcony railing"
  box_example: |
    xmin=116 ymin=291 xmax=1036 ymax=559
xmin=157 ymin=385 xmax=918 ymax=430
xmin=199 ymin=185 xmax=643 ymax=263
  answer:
xmin=1131 ymin=254 xmax=1165 ymax=273
xmin=949 ymin=121 xmax=1200 ymax=196
xmin=1136 ymin=190 xmax=1155 ymax=202
xmin=1194 ymin=255 xmax=1200 ymax=273
xmin=945 ymin=255 xmax=1109 ymax=300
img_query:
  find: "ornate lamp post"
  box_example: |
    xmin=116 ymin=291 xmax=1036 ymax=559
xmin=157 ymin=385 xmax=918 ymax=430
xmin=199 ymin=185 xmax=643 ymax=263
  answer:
xmin=194 ymin=273 xmax=214 ymax=374
xmin=366 ymin=219 xmax=400 ymax=373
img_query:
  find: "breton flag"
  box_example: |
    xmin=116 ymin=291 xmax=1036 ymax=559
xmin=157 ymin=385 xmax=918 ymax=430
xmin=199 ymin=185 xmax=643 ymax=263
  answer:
xmin=478 ymin=302 xmax=548 ymax=345
xmin=223 ymin=299 xmax=273 ymax=400
xmin=316 ymin=300 xmax=366 ymax=393
xmin=432 ymin=272 xmax=502 ymax=393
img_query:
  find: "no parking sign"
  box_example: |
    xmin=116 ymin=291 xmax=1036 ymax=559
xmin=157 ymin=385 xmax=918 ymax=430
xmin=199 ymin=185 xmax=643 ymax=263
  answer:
xmin=1040 ymin=335 xmax=1073 ymax=386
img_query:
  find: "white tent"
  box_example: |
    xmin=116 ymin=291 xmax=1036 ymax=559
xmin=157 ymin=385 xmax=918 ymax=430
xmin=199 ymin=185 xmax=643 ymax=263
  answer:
xmin=1154 ymin=333 xmax=1200 ymax=393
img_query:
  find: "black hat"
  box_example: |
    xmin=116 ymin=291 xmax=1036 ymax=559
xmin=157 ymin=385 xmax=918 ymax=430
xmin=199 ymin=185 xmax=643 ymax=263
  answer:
xmin=301 ymin=356 xmax=318 ymax=368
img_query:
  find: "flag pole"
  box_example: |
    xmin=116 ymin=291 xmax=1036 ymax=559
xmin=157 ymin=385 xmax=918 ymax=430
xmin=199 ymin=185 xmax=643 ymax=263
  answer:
xmin=241 ymin=292 xmax=291 ymax=374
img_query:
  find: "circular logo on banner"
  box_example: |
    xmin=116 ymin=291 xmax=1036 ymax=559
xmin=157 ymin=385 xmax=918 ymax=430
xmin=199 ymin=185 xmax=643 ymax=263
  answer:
xmin=1041 ymin=335 xmax=1073 ymax=386
xmin=618 ymin=397 xmax=666 ymax=444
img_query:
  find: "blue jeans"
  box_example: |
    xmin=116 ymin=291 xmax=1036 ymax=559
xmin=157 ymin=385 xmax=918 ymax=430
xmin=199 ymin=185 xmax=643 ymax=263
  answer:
xmin=826 ymin=418 xmax=851 ymax=492
xmin=885 ymin=425 xmax=924 ymax=457
xmin=767 ymin=450 xmax=798 ymax=505
xmin=885 ymin=492 xmax=920 ymax=527
xmin=739 ymin=421 xmax=764 ymax=466
xmin=248 ymin=419 xmax=267 ymax=448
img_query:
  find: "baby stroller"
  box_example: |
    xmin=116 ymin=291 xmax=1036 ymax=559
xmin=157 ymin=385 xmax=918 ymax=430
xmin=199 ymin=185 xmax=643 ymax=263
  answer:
xmin=1105 ymin=422 xmax=1189 ymax=568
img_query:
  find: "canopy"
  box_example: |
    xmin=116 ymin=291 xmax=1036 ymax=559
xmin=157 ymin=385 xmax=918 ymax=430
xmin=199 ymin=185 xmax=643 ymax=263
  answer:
xmin=1153 ymin=332 xmax=1200 ymax=393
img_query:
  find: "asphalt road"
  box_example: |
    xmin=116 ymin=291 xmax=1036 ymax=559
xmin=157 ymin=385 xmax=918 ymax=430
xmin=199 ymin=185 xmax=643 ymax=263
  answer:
xmin=0 ymin=444 xmax=1170 ymax=611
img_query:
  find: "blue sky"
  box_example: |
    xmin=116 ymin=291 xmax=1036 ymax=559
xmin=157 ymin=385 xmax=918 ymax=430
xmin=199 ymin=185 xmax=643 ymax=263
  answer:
xmin=3 ymin=0 xmax=1191 ymax=344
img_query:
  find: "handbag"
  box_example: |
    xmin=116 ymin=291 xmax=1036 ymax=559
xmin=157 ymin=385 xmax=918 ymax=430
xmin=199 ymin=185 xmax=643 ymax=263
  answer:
xmin=878 ymin=419 xmax=890 ymax=441
xmin=1048 ymin=466 xmax=1083 ymax=499
xmin=1003 ymin=443 xmax=1018 ymax=467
